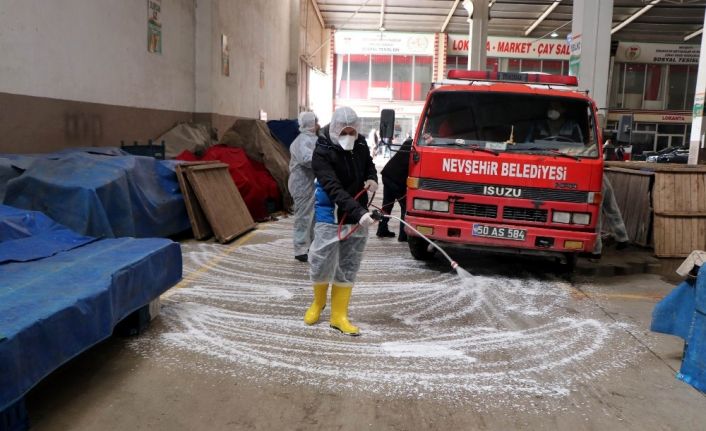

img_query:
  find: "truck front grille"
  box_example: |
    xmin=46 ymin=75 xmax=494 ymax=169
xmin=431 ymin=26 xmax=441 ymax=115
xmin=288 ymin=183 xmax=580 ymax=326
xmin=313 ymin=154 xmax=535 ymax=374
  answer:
xmin=419 ymin=178 xmax=588 ymax=203
xmin=453 ymin=202 xmax=498 ymax=219
xmin=502 ymin=206 xmax=548 ymax=223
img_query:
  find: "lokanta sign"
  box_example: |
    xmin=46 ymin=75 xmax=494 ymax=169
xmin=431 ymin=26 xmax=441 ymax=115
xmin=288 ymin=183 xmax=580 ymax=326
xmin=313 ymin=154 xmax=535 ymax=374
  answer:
xmin=448 ymin=35 xmax=570 ymax=60
xmin=335 ymin=31 xmax=434 ymax=56
xmin=615 ymin=42 xmax=699 ymax=65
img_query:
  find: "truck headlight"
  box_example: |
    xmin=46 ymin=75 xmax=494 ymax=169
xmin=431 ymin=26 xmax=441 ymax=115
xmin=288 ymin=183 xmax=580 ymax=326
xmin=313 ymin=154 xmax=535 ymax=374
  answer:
xmin=431 ymin=200 xmax=449 ymax=212
xmin=414 ymin=198 xmax=431 ymax=211
xmin=572 ymin=213 xmax=591 ymax=225
xmin=552 ymin=211 xmax=571 ymax=224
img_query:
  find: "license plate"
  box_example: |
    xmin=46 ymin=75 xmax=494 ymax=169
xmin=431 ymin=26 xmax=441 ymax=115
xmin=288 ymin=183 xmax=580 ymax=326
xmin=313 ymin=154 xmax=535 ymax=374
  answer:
xmin=472 ymin=224 xmax=527 ymax=241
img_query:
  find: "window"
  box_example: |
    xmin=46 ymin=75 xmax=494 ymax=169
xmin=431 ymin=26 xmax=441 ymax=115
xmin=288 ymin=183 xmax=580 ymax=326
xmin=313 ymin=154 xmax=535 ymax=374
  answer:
xmin=414 ymin=56 xmax=433 ymax=101
xmin=643 ymin=64 xmax=664 ymax=109
xmin=392 ymin=55 xmax=413 ymax=100
xmin=349 ymin=54 xmax=370 ymax=99
xmin=486 ymin=57 xmax=499 ymax=73
xmin=420 ymin=92 xmax=598 ymax=158
xmin=624 ymin=64 xmax=646 ymax=109
xmin=667 ymin=65 xmax=688 ymax=110
xmin=520 ymin=59 xmax=541 ymax=73
xmin=542 ymin=60 xmax=563 ymax=75
xmin=507 ymin=59 xmax=521 ymax=72
xmin=686 ymin=65 xmax=698 ymax=110
xmin=609 ymin=63 xmax=625 ymax=108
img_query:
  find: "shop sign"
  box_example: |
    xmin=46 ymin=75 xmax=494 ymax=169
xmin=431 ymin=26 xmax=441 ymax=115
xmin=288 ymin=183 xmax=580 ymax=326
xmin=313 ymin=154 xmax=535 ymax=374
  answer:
xmin=615 ymin=42 xmax=699 ymax=64
xmin=335 ymin=31 xmax=434 ymax=56
xmin=568 ymin=33 xmax=581 ymax=77
xmin=609 ymin=112 xmax=693 ymax=123
xmin=448 ymin=35 xmax=570 ymax=60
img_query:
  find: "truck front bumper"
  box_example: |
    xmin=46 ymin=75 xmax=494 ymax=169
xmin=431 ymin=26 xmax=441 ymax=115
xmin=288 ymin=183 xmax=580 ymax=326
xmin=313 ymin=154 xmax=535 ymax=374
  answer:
xmin=404 ymin=214 xmax=597 ymax=254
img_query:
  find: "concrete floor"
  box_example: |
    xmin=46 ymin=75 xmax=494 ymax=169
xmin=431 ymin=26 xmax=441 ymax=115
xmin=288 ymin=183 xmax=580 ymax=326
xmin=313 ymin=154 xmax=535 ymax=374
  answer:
xmin=26 ymin=195 xmax=706 ymax=430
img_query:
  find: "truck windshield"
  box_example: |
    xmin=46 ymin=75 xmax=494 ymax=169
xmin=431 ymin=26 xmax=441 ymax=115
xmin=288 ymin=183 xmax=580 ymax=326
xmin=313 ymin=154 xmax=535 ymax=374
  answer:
xmin=419 ymin=91 xmax=599 ymax=158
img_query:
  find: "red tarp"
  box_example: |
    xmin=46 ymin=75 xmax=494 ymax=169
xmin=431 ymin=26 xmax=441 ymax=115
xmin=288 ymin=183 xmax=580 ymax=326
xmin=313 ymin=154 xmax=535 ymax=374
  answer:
xmin=176 ymin=145 xmax=280 ymax=221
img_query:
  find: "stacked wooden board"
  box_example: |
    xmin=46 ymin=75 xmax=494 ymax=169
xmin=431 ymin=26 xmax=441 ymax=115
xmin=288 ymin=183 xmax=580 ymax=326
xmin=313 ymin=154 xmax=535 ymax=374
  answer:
xmin=605 ymin=161 xmax=706 ymax=257
xmin=175 ymin=162 xmax=256 ymax=243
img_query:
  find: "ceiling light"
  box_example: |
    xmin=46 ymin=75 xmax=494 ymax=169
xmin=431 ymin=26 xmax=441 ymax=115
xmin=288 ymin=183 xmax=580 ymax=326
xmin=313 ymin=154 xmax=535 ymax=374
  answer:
xmin=462 ymin=0 xmax=474 ymax=17
xmin=551 ymin=32 xmax=559 ymax=38
xmin=379 ymin=26 xmax=386 ymax=32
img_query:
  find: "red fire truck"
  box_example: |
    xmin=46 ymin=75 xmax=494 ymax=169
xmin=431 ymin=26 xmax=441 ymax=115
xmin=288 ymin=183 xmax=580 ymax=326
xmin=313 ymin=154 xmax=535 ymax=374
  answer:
xmin=402 ymin=70 xmax=604 ymax=268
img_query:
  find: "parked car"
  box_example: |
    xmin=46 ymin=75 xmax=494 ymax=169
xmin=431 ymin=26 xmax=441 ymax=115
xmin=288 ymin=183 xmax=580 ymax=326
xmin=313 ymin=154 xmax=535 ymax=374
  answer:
xmin=656 ymin=148 xmax=690 ymax=164
xmin=646 ymin=146 xmax=685 ymax=163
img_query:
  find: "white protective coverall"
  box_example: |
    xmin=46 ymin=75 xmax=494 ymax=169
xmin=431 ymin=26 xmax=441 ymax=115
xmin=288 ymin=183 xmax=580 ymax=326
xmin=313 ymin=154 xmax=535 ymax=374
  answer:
xmin=287 ymin=112 xmax=318 ymax=258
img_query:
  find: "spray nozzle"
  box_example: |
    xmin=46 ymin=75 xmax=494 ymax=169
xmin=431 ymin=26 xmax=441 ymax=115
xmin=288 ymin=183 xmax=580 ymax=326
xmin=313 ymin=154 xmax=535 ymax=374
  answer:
xmin=371 ymin=209 xmax=385 ymax=221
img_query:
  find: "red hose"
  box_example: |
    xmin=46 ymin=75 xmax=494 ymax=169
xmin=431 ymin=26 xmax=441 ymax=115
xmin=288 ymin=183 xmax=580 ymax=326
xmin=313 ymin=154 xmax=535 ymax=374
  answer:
xmin=337 ymin=187 xmax=375 ymax=241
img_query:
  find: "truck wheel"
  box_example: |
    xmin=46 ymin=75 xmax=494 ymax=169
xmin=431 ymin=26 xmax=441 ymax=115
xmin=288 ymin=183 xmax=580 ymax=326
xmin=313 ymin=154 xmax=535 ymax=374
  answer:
xmin=408 ymin=236 xmax=435 ymax=261
xmin=558 ymin=253 xmax=577 ymax=277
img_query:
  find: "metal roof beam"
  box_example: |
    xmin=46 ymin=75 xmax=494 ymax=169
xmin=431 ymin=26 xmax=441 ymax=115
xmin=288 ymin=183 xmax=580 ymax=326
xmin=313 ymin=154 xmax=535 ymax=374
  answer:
xmin=379 ymin=0 xmax=386 ymax=30
xmin=441 ymin=0 xmax=462 ymax=32
xmin=611 ymin=0 xmax=662 ymax=35
xmin=524 ymin=0 xmax=561 ymax=36
xmin=685 ymin=27 xmax=703 ymax=40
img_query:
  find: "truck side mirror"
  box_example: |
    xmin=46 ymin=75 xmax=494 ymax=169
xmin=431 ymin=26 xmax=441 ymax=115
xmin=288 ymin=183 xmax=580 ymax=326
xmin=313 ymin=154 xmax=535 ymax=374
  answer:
xmin=379 ymin=109 xmax=395 ymax=141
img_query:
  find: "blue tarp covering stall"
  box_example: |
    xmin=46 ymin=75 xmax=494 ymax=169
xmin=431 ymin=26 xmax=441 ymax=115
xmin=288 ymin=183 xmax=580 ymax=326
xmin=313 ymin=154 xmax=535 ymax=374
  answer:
xmin=1 ymin=149 xmax=190 ymax=238
xmin=0 ymin=205 xmax=182 ymax=420
xmin=651 ymin=266 xmax=706 ymax=393
xmin=267 ymin=119 xmax=299 ymax=150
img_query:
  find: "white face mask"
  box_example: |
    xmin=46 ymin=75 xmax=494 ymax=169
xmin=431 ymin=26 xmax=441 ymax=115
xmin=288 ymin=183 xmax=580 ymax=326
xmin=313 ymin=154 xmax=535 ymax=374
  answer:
xmin=338 ymin=135 xmax=356 ymax=151
xmin=547 ymin=109 xmax=561 ymax=121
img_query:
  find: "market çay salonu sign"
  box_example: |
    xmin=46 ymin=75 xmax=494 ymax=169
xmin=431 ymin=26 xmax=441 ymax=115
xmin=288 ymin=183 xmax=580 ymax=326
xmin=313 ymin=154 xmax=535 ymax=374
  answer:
xmin=447 ymin=35 xmax=571 ymax=60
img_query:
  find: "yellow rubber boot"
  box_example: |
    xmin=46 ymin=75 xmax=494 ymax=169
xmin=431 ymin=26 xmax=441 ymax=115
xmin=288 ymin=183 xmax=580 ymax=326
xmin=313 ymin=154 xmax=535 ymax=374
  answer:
xmin=330 ymin=284 xmax=360 ymax=336
xmin=304 ymin=283 xmax=329 ymax=325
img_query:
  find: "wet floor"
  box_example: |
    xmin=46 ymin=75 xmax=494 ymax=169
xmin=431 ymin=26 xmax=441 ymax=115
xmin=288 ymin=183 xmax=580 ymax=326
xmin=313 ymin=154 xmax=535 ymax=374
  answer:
xmin=24 ymin=209 xmax=706 ymax=430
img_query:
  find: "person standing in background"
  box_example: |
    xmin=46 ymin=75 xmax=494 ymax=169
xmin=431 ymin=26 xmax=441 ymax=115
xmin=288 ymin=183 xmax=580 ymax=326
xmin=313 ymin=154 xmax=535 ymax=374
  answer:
xmin=287 ymin=112 xmax=319 ymax=262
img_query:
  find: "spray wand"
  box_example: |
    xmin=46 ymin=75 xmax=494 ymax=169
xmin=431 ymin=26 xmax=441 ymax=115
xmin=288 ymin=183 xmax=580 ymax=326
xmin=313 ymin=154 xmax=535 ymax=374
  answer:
xmin=370 ymin=209 xmax=460 ymax=272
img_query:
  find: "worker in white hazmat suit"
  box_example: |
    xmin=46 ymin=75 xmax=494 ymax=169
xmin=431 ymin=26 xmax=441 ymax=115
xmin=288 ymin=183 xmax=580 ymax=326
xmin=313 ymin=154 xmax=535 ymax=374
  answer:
xmin=288 ymin=111 xmax=320 ymax=262
xmin=305 ymin=107 xmax=378 ymax=336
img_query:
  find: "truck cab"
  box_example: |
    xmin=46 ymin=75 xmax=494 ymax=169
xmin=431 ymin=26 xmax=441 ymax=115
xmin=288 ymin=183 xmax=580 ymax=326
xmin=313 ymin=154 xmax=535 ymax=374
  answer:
xmin=402 ymin=70 xmax=604 ymax=267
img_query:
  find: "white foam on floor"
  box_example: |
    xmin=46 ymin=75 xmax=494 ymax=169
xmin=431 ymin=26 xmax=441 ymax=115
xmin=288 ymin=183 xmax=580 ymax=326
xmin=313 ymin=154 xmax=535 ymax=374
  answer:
xmin=129 ymin=217 xmax=641 ymax=410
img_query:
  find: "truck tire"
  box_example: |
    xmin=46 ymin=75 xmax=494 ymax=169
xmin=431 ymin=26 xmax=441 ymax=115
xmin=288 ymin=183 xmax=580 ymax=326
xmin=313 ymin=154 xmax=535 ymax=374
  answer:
xmin=408 ymin=236 xmax=435 ymax=261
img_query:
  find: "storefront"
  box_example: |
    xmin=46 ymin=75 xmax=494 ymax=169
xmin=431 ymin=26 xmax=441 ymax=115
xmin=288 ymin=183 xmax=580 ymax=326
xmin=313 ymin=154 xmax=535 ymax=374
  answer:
xmin=333 ymin=31 xmax=436 ymax=140
xmin=606 ymin=42 xmax=699 ymax=155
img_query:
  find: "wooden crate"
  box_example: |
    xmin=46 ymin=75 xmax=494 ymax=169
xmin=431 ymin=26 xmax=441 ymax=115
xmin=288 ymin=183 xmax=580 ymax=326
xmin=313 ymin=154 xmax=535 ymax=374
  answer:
xmin=606 ymin=161 xmax=706 ymax=257
xmin=185 ymin=163 xmax=256 ymax=243
xmin=605 ymin=167 xmax=653 ymax=247
xmin=654 ymin=215 xmax=706 ymax=258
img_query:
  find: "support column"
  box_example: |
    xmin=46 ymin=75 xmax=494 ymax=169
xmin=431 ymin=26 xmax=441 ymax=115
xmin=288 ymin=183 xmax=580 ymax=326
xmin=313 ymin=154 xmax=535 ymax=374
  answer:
xmin=466 ymin=0 xmax=488 ymax=70
xmin=287 ymin=0 xmax=301 ymax=118
xmin=688 ymin=8 xmax=706 ymax=165
xmin=194 ymin=0 xmax=213 ymax=117
xmin=570 ymin=0 xmax=613 ymax=122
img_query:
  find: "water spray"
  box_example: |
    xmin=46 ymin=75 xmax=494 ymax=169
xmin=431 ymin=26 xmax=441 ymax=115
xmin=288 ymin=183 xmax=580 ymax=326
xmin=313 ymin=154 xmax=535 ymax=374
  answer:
xmin=371 ymin=209 xmax=471 ymax=278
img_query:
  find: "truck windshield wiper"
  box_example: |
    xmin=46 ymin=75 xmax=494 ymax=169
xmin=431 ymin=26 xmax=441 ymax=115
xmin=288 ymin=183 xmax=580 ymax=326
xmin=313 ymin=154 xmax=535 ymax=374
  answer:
xmin=468 ymin=145 xmax=499 ymax=156
xmin=506 ymin=147 xmax=580 ymax=160
xmin=429 ymin=141 xmax=499 ymax=156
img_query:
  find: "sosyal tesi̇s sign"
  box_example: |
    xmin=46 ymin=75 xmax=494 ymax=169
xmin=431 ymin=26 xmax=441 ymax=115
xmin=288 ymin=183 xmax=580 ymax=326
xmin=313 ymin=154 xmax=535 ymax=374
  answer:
xmin=615 ymin=42 xmax=699 ymax=65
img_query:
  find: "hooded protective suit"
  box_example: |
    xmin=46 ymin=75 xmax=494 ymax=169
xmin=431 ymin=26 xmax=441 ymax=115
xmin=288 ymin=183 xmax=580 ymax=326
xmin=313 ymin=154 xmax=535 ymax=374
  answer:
xmin=288 ymin=111 xmax=318 ymax=258
xmin=304 ymin=107 xmax=378 ymax=336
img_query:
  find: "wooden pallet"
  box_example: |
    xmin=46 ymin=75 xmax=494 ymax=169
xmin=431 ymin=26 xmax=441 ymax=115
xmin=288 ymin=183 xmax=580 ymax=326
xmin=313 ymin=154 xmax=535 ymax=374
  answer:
xmin=175 ymin=162 xmax=214 ymax=240
xmin=184 ymin=163 xmax=256 ymax=243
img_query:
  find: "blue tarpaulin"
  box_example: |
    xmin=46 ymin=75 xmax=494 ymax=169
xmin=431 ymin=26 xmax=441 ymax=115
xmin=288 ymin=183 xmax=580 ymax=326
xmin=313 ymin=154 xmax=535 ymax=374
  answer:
xmin=0 ymin=206 xmax=182 ymax=413
xmin=1 ymin=149 xmax=190 ymax=238
xmin=651 ymin=266 xmax=706 ymax=393
xmin=267 ymin=119 xmax=299 ymax=150
xmin=0 ymin=205 xmax=96 ymax=264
